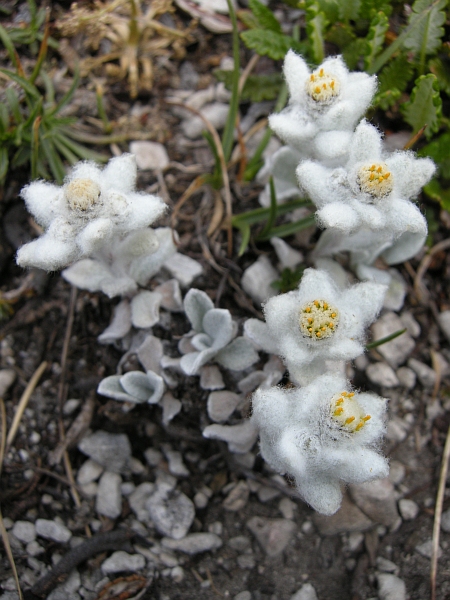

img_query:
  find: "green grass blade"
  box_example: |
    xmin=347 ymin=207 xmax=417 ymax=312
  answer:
xmin=257 ymin=214 xmax=315 ymax=240
xmin=257 ymin=177 xmax=278 ymax=238
xmin=232 ymin=198 xmax=311 ymax=226
xmin=0 ymin=68 xmax=40 ymax=100
xmin=221 ymin=0 xmax=240 ymax=163
xmin=366 ymin=329 xmax=406 ymax=349
xmin=237 ymin=223 xmax=251 ymax=256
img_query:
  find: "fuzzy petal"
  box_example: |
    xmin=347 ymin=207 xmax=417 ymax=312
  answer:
xmin=283 ymin=50 xmax=310 ymax=103
xmin=296 ymin=161 xmax=334 ymax=208
xmin=101 ymin=153 xmax=137 ymax=193
xmin=296 ymin=474 xmax=343 ymax=516
xmin=16 ymin=235 xmax=79 ymax=271
xmin=119 ymin=192 xmax=167 ymax=231
xmin=77 ymin=218 xmax=113 ymax=255
xmin=387 ymin=152 xmax=435 ymax=200
xmin=180 ymin=348 xmax=216 ymax=376
xmin=316 ymin=202 xmax=361 ymax=233
xmin=215 ymin=337 xmax=259 ymax=371
xmin=313 ymin=130 xmax=353 ymax=166
xmin=348 ymin=120 xmax=383 ymax=165
xmin=20 ymin=181 xmax=63 ymax=228
xmin=244 ymin=318 xmax=279 ymax=354
xmin=269 ymin=107 xmax=318 ymax=149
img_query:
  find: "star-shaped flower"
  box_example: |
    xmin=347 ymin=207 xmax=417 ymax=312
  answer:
xmin=17 ymin=154 xmax=167 ymax=271
xmin=297 ymin=120 xmax=435 ymax=264
xmin=269 ymin=52 xmax=377 ymax=167
xmin=251 ymin=373 xmax=388 ymax=515
xmin=262 ymin=268 xmax=386 ymax=383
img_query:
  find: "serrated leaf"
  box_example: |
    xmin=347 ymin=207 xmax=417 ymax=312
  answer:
xmin=248 ymin=0 xmax=282 ymax=33
xmin=378 ymin=54 xmax=414 ymax=93
xmin=403 ymin=0 xmax=447 ymax=56
xmin=364 ymin=12 xmax=389 ymax=70
xmin=335 ymin=0 xmax=361 ymax=21
xmin=316 ymin=0 xmax=340 ymax=21
xmin=419 ymin=132 xmax=450 ymax=178
xmin=306 ymin=1 xmax=328 ymax=64
xmin=237 ymin=9 xmax=260 ymax=29
xmin=423 ymin=179 xmax=450 ymax=211
xmin=215 ymin=69 xmax=283 ymax=102
xmin=325 ymin=22 xmax=356 ymax=50
xmin=428 ymin=57 xmax=450 ymax=96
xmin=359 ymin=0 xmax=392 ymax=18
xmin=342 ymin=37 xmax=367 ymax=69
xmin=240 ymin=29 xmax=294 ymax=60
xmin=401 ymin=73 xmax=442 ymax=138
xmin=373 ymin=88 xmax=402 ymax=110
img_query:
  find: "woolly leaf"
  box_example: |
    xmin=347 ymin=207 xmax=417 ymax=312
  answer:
xmin=248 ymin=0 xmax=282 ymax=33
xmin=403 ymin=0 xmax=447 ymax=56
xmin=401 ymin=74 xmax=442 ymax=139
xmin=240 ymin=29 xmax=294 ymax=60
xmin=364 ymin=12 xmax=389 ymax=70
xmin=335 ymin=0 xmax=361 ymax=21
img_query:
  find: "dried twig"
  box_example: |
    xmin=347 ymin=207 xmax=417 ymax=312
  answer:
xmin=6 ymin=361 xmax=47 ymax=450
xmin=414 ymin=238 xmax=450 ymax=302
xmin=430 ymin=423 xmax=450 ymax=600
xmin=0 ymin=508 xmax=23 ymax=600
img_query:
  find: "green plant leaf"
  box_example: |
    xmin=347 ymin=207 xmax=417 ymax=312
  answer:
xmin=428 ymin=57 xmax=450 ymax=96
xmin=257 ymin=214 xmax=316 ymax=240
xmin=401 ymin=73 xmax=442 ymax=138
xmin=335 ymin=0 xmax=361 ymax=21
xmin=215 ymin=70 xmax=283 ymax=102
xmin=373 ymin=88 xmax=402 ymax=109
xmin=423 ymin=179 xmax=450 ymax=211
xmin=0 ymin=68 xmax=40 ymax=100
xmin=419 ymin=132 xmax=450 ymax=178
xmin=403 ymin=0 xmax=447 ymax=58
xmin=237 ymin=223 xmax=251 ymax=256
xmin=248 ymin=0 xmax=282 ymax=32
xmin=221 ymin=0 xmax=240 ymax=164
xmin=0 ymin=147 xmax=9 ymax=182
xmin=364 ymin=11 xmax=389 ymax=70
xmin=325 ymin=22 xmax=356 ymax=50
xmin=376 ymin=53 xmax=414 ymax=95
xmin=305 ymin=1 xmax=327 ymax=64
xmin=240 ymin=29 xmax=294 ymax=60
xmin=342 ymin=37 xmax=367 ymax=69
xmin=359 ymin=0 xmax=392 ymax=18
xmin=271 ymin=265 xmax=305 ymax=293
xmin=366 ymin=329 xmax=406 ymax=349
xmin=316 ymin=0 xmax=340 ymax=22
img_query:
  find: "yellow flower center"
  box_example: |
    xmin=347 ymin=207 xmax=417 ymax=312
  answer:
xmin=65 ymin=178 xmax=101 ymax=212
xmin=357 ymin=163 xmax=393 ymax=199
xmin=330 ymin=391 xmax=371 ymax=433
xmin=299 ymin=299 xmax=339 ymax=340
xmin=306 ymin=68 xmax=341 ymax=104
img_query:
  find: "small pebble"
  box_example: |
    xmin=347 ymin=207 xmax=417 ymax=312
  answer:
xmin=278 ymin=497 xmax=297 ymax=520
xmin=223 ymin=481 xmax=249 ymax=512
xmin=96 ymin=472 xmax=122 ymax=519
xmin=415 ymin=539 xmax=442 ymax=559
xmin=290 ymin=583 xmax=318 ymax=600
xmin=234 ymin=592 xmax=252 ymax=600
xmin=101 ymin=551 xmax=145 ymax=574
xmin=440 ymin=508 xmax=450 ymax=533
xmin=396 ymin=367 xmax=416 ymax=389
xmin=408 ymin=358 xmax=436 ymax=388
xmin=377 ymin=573 xmax=406 ymax=600
xmin=237 ymin=554 xmax=256 ymax=570
xmin=35 ymin=519 xmax=72 ymax=543
xmin=398 ymin=499 xmax=419 ymax=521
xmin=171 ymin=566 xmax=185 ymax=582
xmin=366 ymin=363 xmax=399 ymax=388
xmin=77 ymin=459 xmax=104 ymax=485
xmin=162 ymin=533 xmax=222 ymax=555
xmin=12 ymin=521 xmax=36 ymax=544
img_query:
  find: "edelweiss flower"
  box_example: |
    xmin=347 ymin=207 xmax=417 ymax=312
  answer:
xmin=180 ymin=289 xmax=259 ymax=376
xmin=269 ymin=52 xmax=377 ymax=167
xmin=297 ymin=120 xmax=435 ymax=264
xmin=17 ymin=154 xmax=167 ymax=271
xmin=262 ymin=268 xmax=386 ymax=383
xmin=251 ymin=373 xmax=388 ymax=515
xmin=62 ymin=227 xmax=176 ymax=298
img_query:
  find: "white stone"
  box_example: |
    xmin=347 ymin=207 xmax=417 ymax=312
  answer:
xmin=35 ymin=519 xmax=72 ymax=543
xmin=207 ymin=390 xmax=240 ymax=422
xmin=408 ymin=358 xmax=436 ymax=388
xmin=26 ymin=541 xmax=45 ymax=557
xmin=171 ymin=566 xmax=185 ymax=582
xmin=200 ymin=365 xmax=225 ymax=390
xmin=366 ymin=362 xmax=399 ymax=387
xmin=246 ymin=517 xmax=296 ymax=557
xmin=129 ymin=482 xmax=155 ymax=522
xmin=12 ymin=521 xmax=36 ymax=544
xmin=396 ymin=367 xmax=416 ymax=389
xmin=234 ymin=592 xmax=252 ymax=600
xmin=163 ymin=447 xmax=189 ymax=477
xmin=376 ymin=557 xmax=399 ymax=574
xmin=146 ymin=489 xmax=195 ymax=539
xmin=371 ymin=312 xmax=416 ymax=368
xmin=290 ymin=583 xmax=318 ymax=600
xmin=96 ymin=472 xmax=122 ymax=519
xmin=415 ymin=539 xmax=442 ymax=559
xmin=77 ymin=459 xmax=104 ymax=485
xmin=101 ymin=551 xmax=145 ymax=574
xmin=388 ymin=461 xmax=406 ymax=486
xmin=398 ymin=499 xmax=419 ymax=520
xmin=182 ymin=103 xmax=229 ymax=139
xmin=278 ymin=497 xmax=297 ymax=520
xmin=377 ymin=573 xmax=406 ymax=600
xmin=161 ymin=533 xmax=222 ymax=554
xmin=163 ymin=253 xmax=203 ymax=287
xmin=78 ymin=431 xmax=131 ymax=473
xmin=129 ymin=141 xmax=169 ymax=171
xmin=0 ymin=369 xmax=16 ymax=397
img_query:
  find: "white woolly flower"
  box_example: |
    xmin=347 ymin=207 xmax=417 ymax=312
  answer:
xmin=62 ymin=227 xmax=176 ymax=298
xmin=269 ymin=52 xmax=377 ymax=167
xmin=17 ymin=154 xmax=167 ymax=271
xmin=298 ymin=120 xmax=435 ymax=264
xmin=262 ymin=268 xmax=386 ymax=383
xmin=251 ymin=373 xmax=388 ymax=515
xmin=257 ymin=146 xmax=304 ymax=207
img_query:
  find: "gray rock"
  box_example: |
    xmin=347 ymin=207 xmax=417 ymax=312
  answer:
xmin=228 ymin=536 xmax=251 ymax=551
xmin=162 ymin=533 xmax=222 ymax=554
xmin=290 ymin=583 xmax=318 ymax=600
xmin=441 ymin=508 xmax=450 ymax=533
xmin=101 ymin=551 xmax=145 ymax=574
xmin=376 ymin=557 xmax=399 ymax=574
xmin=223 ymin=481 xmax=249 ymax=511
xmin=415 ymin=539 xmax=442 ymax=559
xmin=77 ymin=459 xmax=104 ymax=485
xmin=171 ymin=565 xmax=185 ymax=582
xmin=371 ymin=312 xmax=415 ymax=368
xmin=207 ymin=390 xmax=240 ymax=422
xmin=162 ymin=447 xmax=189 ymax=477
xmin=438 ymin=310 xmax=450 ymax=343
xmin=144 ymin=448 xmax=162 ymax=467
xmin=96 ymin=472 xmax=122 ymax=519
xmin=377 ymin=573 xmax=406 ymax=600
xmin=396 ymin=367 xmax=416 ymax=389
xmin=386 ymin=417 xmax=408 ymax=442
xmin=366 ymin=362 xmax=399 ymax=388
xmin=182 ymin=103 xmax=229 ymax=139
xmin=12 ymin=521 xmax=36 ymax=544
xmin=350 ymin=479 xmax=400 ymax=527
xmin=313 ymin=495 xmax=373 ymax=535
xmin=407 ymin=358 xmax=436 ymax=388
xmin=398 ymin=499 xmax=419 ymax=521
xmin=278 ymin=497 xmax=297 ymax=520
xmin=146 ymin=488 xmax=195 ymax=540
xmin=246 ymin=517 xmax=295 ymax=557
xmin=0 ymin=369 xmax=16 ymax=397
xmin=35 ymin=519 xmax=72 ymax=543
xmin=237 ymin=554 xmax=256 ymax=569
xmin=78 ymin=431 xmax=131 ymax=473
xmin=234 ymin=592 xmax=252 ymax=600
xmin=388 ymin=461 xmax=406 ymax=486
xmin=241 ymin=256 xmax=278 ymax=306
xmin=400 ymin=311 xmax=421 ymax=338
